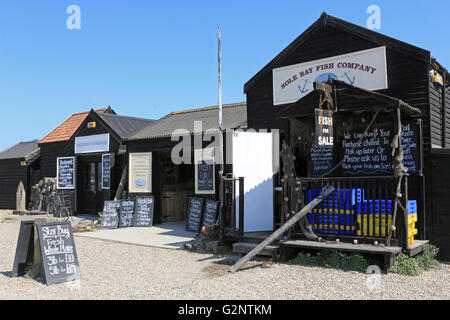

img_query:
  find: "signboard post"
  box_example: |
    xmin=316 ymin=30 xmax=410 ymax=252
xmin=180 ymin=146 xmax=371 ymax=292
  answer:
xmin=56 ymin=157 xmax=75 ymax=190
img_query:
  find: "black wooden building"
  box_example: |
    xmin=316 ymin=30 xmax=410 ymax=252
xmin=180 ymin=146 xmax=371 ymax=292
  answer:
xmin=124 ymin=103 xmax=247 ymax=226
xmin=243 ymin=13 xmax=450 ymax=260
xmin=38 ymin=107 xmax=154 ymax=214
xmin=0 ymin=140 xmax=40 ymax=209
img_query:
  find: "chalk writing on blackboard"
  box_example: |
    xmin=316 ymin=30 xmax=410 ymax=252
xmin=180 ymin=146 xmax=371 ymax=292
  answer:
xmin=100 ymin=201 xmax=120 ymax=229
xmin=340 ymin=122 xmax=419 ymax=176
xmin=202 ymin=200 xmax=218 ymax=229
xmin=309 ymin=146 xmax=334 ymax=177
xmin=119 ymin=199 xmax=135 ymax=228
xmin=186 ymin=197 xmax=204 ymax=233
xmin=102 ymin=154 xmax=111 ymax=190
xmin=57 ymin=157 xmax=75 ymax=189
xmin=37 ymin=221 xmax=80 ymax=285
xmin=134 ymin=196 xmax=154 ymax=227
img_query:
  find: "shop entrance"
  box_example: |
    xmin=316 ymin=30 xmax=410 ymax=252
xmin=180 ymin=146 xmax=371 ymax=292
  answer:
xmin=77 ymin=155 xmax=104 ymax=214
xmin=158 ymin=151 xmax=195 ymax=224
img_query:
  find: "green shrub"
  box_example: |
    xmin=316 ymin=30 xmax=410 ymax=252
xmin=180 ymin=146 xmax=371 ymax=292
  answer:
xmin=390 ymin=254 xmax=422 ymax=276
xmin=326 ymin=251 xmax=369 ymax=272
xmin=416 ymin=244 xmax=440 ymax=271
xmin=327 ymin=251 xmax=346 ymax=269
xmin=291 ymin=252 xmax=325 ymax=267
xmin=344 ymin=253 xmax=370 ymax=272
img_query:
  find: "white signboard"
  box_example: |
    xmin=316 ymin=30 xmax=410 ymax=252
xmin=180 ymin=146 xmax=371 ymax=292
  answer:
xmin=75 ymin=134 xmax=110 ymax=154
xmin=233 ymin=132 xmax=274 ymax=232
xmin=129 ymin=152 xmax=152 ymax=193
xmin=273 ymin=46 xmax=388 ymax=106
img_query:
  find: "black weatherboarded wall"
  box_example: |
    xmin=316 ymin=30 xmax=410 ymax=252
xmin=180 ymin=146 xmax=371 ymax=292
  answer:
xmin=0 ymin=159 xmax=28 ymax=209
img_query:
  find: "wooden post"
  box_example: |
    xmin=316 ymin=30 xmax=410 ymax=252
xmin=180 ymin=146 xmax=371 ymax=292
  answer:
xmin=230 ymin=185 xmax=335 ymax=272
xmin=114 ymin=165 xmax=127 ymax=201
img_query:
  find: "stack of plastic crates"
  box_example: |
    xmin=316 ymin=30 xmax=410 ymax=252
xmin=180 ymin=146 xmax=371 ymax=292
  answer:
xmin=408 ymin=200 xmax=418 ymax=245
xmin=356 ymin=200 xmax=393 ymax=237
xmin=307 ymin=188 xmax=359 ymax=235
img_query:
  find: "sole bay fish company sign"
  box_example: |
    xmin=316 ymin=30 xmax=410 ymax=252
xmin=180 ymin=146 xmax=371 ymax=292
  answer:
xmin=272 ymin=47 xmax=388 ymax=106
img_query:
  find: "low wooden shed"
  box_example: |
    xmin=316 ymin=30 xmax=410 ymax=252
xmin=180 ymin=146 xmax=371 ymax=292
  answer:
xmin=0 ymin=140 xmax=40 ymax=209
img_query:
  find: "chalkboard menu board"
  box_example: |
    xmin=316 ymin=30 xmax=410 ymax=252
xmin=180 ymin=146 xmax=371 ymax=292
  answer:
xmin=340 ymin=121 xmax=420 ymax=176
xmin=102 ymin=153 xmax=111 ymax=190
xmin=400 ymin=122 xmax=420 ymax=174
xmin=12 ymin=220 xmax=34 ymax=277
xmin=119 ymin=199 xmax=135 ymax=228
xmin=197 ymin=163 xmax=214 ymax=193
xmin=186 ymin=197 xmax=204 ymax=233
xmin=100 ymin=201 xmax=120 ymax=229
xmin=201 ymin=200 xmax=218 ymax=229
xmin=309 ymin=146 xmax=334 ymax=177
xmin=57 ymin=157 xmax=75 ymax=189
xmin=37 ymin=221 xmax=80 ymax=285
xmin=134 ymin=196 xmax=154 ymax=227
xmin=195 ymin=148 xmax=215 ymax=195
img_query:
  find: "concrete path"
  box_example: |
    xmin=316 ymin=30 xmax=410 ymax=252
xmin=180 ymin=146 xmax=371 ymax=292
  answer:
xmin=75 ymin=222 xmax=197 ymax=250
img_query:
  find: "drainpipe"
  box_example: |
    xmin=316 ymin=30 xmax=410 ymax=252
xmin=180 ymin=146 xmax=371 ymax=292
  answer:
xmin=443 ymin=71 xmax=447 ymax=148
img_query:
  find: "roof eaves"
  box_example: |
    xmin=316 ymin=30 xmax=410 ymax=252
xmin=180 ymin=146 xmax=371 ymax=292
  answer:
xmin=244 ymin=12 xmax=431 ymax=94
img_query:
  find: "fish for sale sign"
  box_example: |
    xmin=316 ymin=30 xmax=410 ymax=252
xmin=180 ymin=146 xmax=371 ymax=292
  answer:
xmin=315 ymin=109 xmax=334 ymax=148
xmin=272 ymin=47 xmax=388 ymax=106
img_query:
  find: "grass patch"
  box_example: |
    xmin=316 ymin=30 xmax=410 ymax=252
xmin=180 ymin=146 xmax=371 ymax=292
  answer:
xmin=390 ymin=244 xmax=440 ymax=276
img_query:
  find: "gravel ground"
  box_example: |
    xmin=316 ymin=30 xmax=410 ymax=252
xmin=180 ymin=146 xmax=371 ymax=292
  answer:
xmin=0 ymin=210 xmax=449 ymax=300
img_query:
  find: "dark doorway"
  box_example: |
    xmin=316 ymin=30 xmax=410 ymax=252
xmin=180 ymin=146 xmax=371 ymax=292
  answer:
xmin=77 ymin=155 xmax=103 ymax=214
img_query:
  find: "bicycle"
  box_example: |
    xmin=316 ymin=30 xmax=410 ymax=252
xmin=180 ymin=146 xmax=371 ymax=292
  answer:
xmin=47 ymin=190 xmax=73 ymax=222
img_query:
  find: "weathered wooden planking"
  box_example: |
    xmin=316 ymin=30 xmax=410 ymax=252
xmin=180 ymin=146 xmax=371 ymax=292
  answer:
xmin=280 ymin=239 xmax=401 ymax=254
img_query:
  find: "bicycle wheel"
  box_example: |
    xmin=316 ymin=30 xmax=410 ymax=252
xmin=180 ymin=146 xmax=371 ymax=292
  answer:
xmin=61 ymin=208 xmax=72 ymax=221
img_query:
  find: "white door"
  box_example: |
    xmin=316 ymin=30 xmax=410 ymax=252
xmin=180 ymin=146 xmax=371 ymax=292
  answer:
xmin=232 ymin=131 xmax=275 ymax=232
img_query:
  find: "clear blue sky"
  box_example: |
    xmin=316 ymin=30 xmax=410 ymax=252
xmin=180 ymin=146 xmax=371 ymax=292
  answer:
xmin=0 ymin=0 xmax=449 ymax=151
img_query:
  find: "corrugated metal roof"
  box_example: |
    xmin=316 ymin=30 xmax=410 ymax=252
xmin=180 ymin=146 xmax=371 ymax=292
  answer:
xmin=0 ymin=140 xmax=39 ymax=160
xmin=126 ymin=102 xmax=247 ymax=141
xmin=39 ymin=108 xmax=109 ymax=144
xmin=95 ymin=112 xmax=156 ymax=140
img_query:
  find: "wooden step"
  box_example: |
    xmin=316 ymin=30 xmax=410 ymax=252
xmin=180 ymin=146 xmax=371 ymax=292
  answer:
xmin=233 ymin=242 xmax=279 ymax=257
